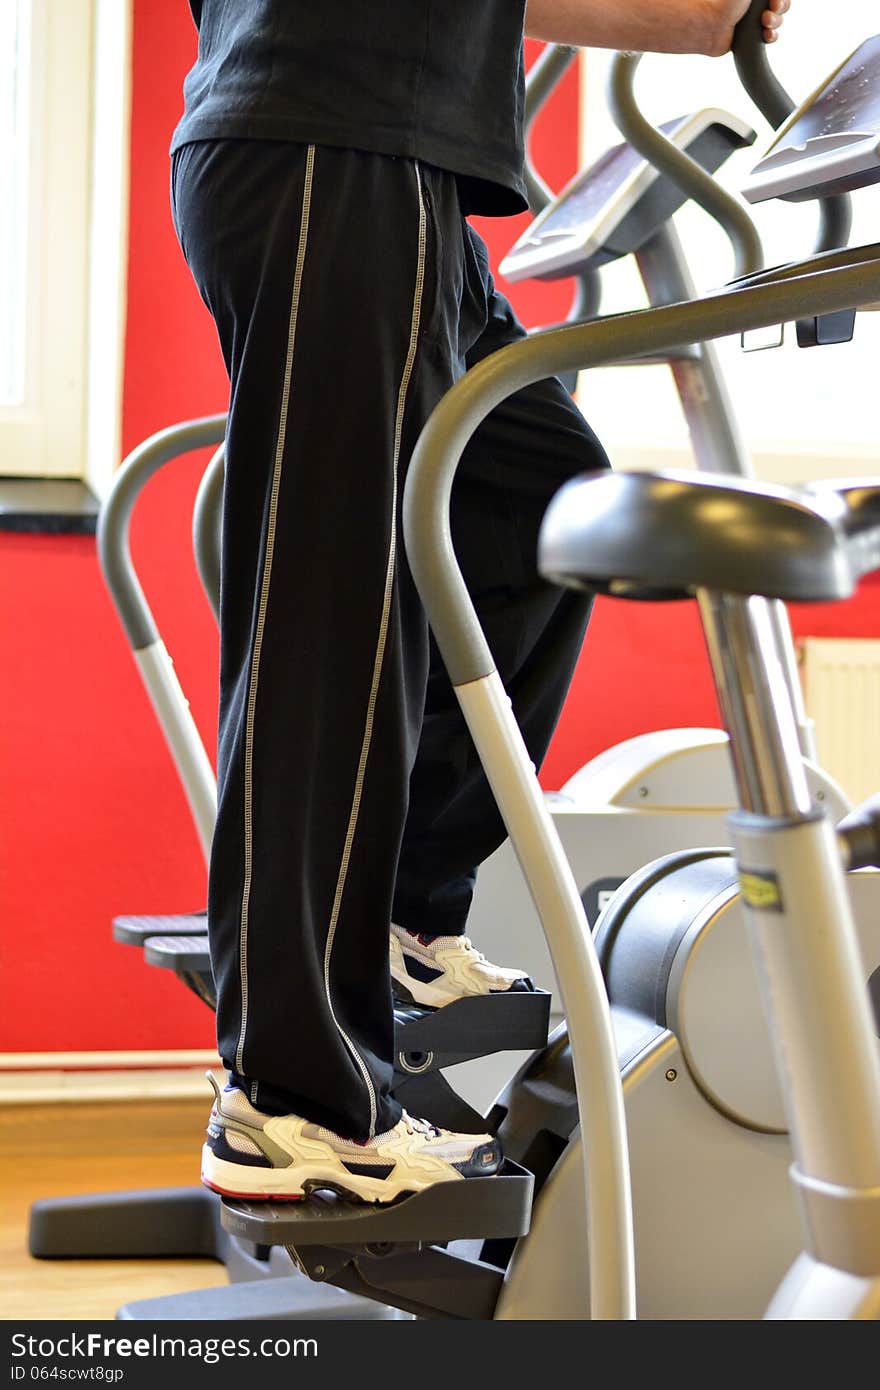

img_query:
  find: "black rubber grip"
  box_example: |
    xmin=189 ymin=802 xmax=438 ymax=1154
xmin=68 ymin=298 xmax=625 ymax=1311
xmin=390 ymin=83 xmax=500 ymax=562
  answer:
xmin=732 ymin=0 xmax=794 ymax=129
xmin=732 ymin=0 xmax=852 ymax=253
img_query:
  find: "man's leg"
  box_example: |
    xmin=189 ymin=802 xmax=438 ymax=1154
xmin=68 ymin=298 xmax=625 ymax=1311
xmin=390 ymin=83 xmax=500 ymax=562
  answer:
xmin=173 ymin=139 xmax=458 ymax=1139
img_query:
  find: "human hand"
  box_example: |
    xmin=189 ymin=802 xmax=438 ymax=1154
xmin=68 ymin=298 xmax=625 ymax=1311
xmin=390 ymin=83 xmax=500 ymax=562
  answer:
xmin=760 ymin=0 xmax=790 ymax=44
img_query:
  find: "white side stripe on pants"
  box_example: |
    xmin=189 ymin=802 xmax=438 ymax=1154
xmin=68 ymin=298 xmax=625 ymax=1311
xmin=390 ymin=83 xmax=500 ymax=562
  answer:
xmin=321 ymin=162 xmax=428 ymax=1137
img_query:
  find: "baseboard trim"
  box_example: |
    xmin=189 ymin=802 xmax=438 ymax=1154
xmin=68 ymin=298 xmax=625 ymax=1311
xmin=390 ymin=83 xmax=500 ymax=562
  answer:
xmin=0 ymin=1052 xmax=223 ymax=1105
xmin=0 ymin=1049 xmax=220 ymax=1070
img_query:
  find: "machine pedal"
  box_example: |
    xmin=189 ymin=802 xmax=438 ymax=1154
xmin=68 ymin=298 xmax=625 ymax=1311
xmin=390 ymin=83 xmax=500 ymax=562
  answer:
xmin=220 ymin=1159 xmax=532 ymax=1248
xmin=143 ymin=934 xmax=212 ymax=972
xmin=113 ymin=911 xmax=206 ymax=945
xmin=137 ymin=934 xmax=551 ymax=1068
xmin=393 ymin=990 xmax=551 ymax=1067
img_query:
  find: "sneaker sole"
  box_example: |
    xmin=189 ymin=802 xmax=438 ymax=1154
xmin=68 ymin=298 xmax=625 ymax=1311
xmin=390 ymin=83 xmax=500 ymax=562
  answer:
xmin=201 ymin=1145 xmax=470 ymax=1205
xmin=391 ymin=968 xmax=521 ymax=1010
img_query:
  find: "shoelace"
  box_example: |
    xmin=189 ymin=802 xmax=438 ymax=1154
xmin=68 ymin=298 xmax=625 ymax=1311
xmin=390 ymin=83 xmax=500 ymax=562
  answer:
xmin=457 ymin=936 xmax=487 ymax=962
xmin=401 ymin=1110 xmax=441 ymax=1139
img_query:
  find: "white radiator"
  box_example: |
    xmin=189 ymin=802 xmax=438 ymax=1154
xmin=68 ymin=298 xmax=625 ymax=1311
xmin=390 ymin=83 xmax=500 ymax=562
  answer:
xmin=801 ymin=637 xmax=880 ymax=807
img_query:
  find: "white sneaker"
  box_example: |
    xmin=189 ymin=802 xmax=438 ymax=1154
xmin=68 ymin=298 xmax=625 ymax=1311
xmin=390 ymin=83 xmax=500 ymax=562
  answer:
xmin=201 ymin=1077 xmax=501 ymax=1204
xmin=389 ymin=922 xmax=534 ymax=1009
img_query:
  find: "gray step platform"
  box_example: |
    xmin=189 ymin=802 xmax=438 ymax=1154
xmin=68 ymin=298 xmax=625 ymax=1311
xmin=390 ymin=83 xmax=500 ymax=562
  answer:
xmin=221 ymin=1160 xmax=533 ymax=1248
xmin=30 ymin=1187 xmax=229 ymax=1261
xmin=117 ymin=1274 xmax=406 ymax=1322
xmin=144 ymin=933 xmax=214 ymax=972
xmin=220 ymin=1163 xmax=533 ymax=1321
xmin=136 ymin=930 xmax=552 ymax=1069
xmin=113 ymin=911 xmax=206 ymax=945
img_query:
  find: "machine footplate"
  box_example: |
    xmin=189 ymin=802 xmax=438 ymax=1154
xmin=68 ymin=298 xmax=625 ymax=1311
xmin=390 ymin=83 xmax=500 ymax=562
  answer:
xmin=137 ymin=933 xmax=551 ymax=1065
xmin=393 ymin=991 xmax=551 ymax=1065
xmin=219 ymin=1159 xmax=532 ymax=1247
xmin=113 ymin=911 xmax=206 ymax=945
xmin=144 ymin=934 xmax=212 ymax=972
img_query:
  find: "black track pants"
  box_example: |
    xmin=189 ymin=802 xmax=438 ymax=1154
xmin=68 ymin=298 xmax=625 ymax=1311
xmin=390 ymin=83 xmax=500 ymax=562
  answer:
xmin=171 ymin=140 xmax=610 ymax=1138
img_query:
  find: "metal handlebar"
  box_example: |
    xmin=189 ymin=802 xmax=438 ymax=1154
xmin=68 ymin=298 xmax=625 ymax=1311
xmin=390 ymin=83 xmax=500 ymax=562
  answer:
xmin=731 ymin=0 xmax=794 ymax=127
xmin=97 ymin=415 xmax=227 ymax=649
xmin=524 ymin=43 xmax=600 ymax=326
xmin=96 ymin=414 xmax=226 ymax=860
xmin=523 ymin=43 xmax=579 ymax=213
xmin=192 ymin=443 xmax=224 ymax=626
xmin=608 ymin=51 xmax=764 ymax=280
xmin=731 ymin=0 xmax=852 ymax=253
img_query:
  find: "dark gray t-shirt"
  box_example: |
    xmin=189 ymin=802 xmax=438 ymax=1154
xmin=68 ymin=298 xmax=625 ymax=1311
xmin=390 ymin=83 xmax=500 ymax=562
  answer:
xmin=171 ymin=1 xmax=528 ymax=216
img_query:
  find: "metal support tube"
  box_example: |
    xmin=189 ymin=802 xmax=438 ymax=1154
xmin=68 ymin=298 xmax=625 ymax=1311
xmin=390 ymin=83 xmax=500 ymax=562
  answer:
xmin=133 ymin=642 xmax=217 ymax=862
xmin=457 ymin=673 xmax=635 ymax=1321
xmin=636 ymin=229 xmax=818 ymax=763
xmin=696 ymin=586 xmax=880 ymax=1275
xmin=609 ymin=52 xmax=764 ymax=280
xmin=523 ymin=44 xmax=578 ymax=213
xmin=731 ymin=815 xmax=880 ymax=1207
xmin=97 ymin=415 xmax=227 ymax=649
xmin=635 ymin=224 xmax=753 ymax=476
xmin=192 ymin=444 xmax=224 ymax=625
xmin=696 ymin=592 xmax=812 ymax=817
xmin=568 ymin=271 xmax=602 ymax=325
xmin=768 ymin=600 xmax=818 ymax=763
xmin=731 ymin=0 xmax=852 ymax=254
xmin=97 ymin=415 xmax=226 ymax=860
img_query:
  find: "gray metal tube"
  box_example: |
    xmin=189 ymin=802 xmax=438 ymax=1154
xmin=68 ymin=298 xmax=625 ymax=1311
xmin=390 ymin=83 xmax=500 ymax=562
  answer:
xmin=730 ymin=240 xmax=880 ymax=292
xmin=696 ymin=592 xmax=813 ymax=817
xmin=458 ymin=674 xmax=635 ymax=1320
xmin=636 ymin=224 xmax=817 ymax=760
xmin=769 ymin=599 xmax=818 ymax=764
xmin=608 ymin=52 xmax=764 ymax=280
xmin=97 ymin=414 xmax=226 ymax=862
xmin=404 ymin=250 xmax=880 ymax=686
xmin=635 ymin=223 xmax=752 ymax=475
xmin=523 ymin=44 xmax=578 ymax=213
xmin=569 ymin=271 xmax=602 ymax=324
xmin=523 ymin=44 xmax=602 ymax=332
xmin=192 ymin=443 xmax=224 ymax=626
xmin=697 ymin=589 xmax=880 ymax=1262
xmin=731 ymin=0 xmax=795 ymax=129
xmin=812 ymin=190 xmax=855 ymax=258
xmin=731 ymin=0 xmax=852 ymax=254
xmin=133 ymin=640 xmax=217 ymax=862
xmin=97 ymin=415 xmax=227 ymax=648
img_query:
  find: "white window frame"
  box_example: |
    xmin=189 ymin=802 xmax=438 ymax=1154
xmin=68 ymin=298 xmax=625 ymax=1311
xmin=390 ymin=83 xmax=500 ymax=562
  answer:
xmin=1 ymin=0 xmax=131 ymax=494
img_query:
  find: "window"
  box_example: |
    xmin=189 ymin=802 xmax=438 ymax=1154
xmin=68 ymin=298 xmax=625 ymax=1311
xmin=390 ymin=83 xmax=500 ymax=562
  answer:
xmin=577 ymin=3 xmax=880 ymax=484
xmin=0 ymin=1 xmax=30 ymax=408
xmin=0 ymin=0 xmax=128 ymax=493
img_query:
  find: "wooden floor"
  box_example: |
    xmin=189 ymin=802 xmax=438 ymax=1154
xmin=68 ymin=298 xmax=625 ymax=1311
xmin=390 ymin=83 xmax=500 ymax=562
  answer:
xmin=1 ymin=1098 xmax=227 ymax=1320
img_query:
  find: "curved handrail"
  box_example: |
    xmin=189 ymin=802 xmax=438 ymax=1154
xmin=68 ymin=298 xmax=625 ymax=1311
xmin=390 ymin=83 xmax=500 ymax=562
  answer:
xmin=732 ymin=0 xmax=852 ymax=252
xmin=98 ymin=415 xmax=226 ymax=647
xmin=192 ymin=442 xmax=224 ymax=626
xmin=97 ymin=414 xmax=226 ymax=859
xmin=523 ymin=43 xmax=579 ymax=213
xmin=524 ymin=42 xmax=601 ymax=325
xmin=608 ymin=51 xmax=764 ymax=280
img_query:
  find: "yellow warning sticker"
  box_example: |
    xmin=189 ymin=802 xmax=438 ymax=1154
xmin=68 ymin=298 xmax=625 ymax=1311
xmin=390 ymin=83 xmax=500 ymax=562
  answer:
xmin=739 ymin=871 xmax=784 ymax=912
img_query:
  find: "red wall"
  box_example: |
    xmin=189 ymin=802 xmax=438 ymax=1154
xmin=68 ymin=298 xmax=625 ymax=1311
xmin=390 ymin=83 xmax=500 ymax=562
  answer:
xmin=1 ymin=8 xmax=878 ymax=1054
